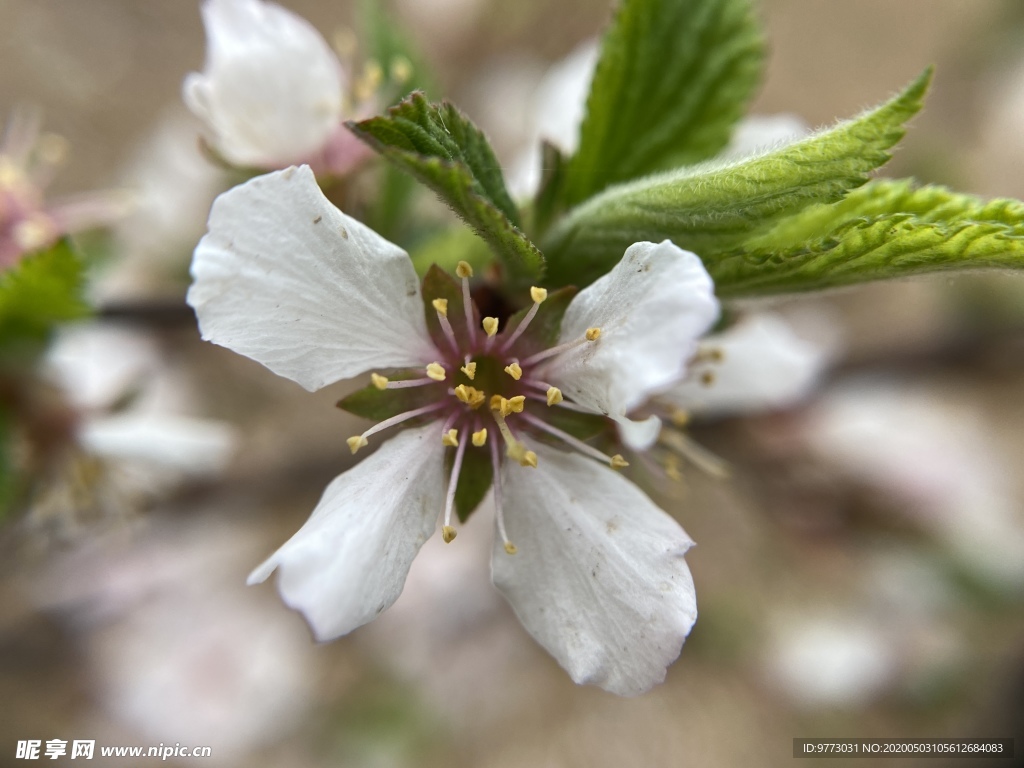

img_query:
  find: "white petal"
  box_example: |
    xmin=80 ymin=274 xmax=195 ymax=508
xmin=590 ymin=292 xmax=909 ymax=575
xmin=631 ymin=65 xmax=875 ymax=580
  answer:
xmin=187 ymin=166 xmax=435 ymax=391
xmin=615 ymin=415 xmax=662 ymax=451
xmin=663 ymin=313 xmax=827 ymax=416
xmin=720 ymin=114 xmax=808 ymax=160
xmin=184 ymin=0 xmax=344 ymax=167
xmin=545 ymin=240 xmax=719 ymax=419
xmin=492 ymin=444 xmax=697 ymax=695
xmin=532 ymin=41 xmax=599 ymax=156
xmin=507 ymin=41 xmax=599 ymax=198
xmin=248 ymin=424 xmax=445 ymax=640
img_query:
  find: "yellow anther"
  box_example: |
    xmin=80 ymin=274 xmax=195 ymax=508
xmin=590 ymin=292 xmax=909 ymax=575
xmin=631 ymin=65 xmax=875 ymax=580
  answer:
xmin=347 ymin=435 xmax=368 ymax=455
xmin=472 ymin=428 xmax=488 ymax=447
xmin=333 ymin=27 xmax=357 ymax=58
xmin=442 ymin=525 xmax=458 ymax=543
xmin=456 ymin=261 xmax=474 ymax=278
xmin=482 ymin=317 xmax=499 ymax=337
xmin=370 ymin=373 xmax=388 ymax=390
xmin=499 ymin=395 xmax=526 ymax=417
xmin=454 ymin=384 xmax=486 ymax=409
xmin=700 ymin=370 xmax=716 ymax=387
xmin=546 ymin=386 xmax=563 ymax=406
xmin=507 ymin=441 xmax=537 ymax=467
xmin=355 ymin=60 xmax=384 ymax=102
xmin=610 ymin=454 xmax=629 ymax=470
xmin=460 ymin=361 xmax=477 ymax=380
xmin=503 ymin=541 xmax=518 ymax=555
xmin=585 ymin=327 xmax=602 ymax=341
xmin=432 ymin=298 xmax=449 ymax=317
xmin=530 ymin=286 xmax=548 ymax=304
xmin=0 ymin=159 xmax=21 ymax=188
xmin=670 ymin=408 xmax=690 ymax=428
xmin=426 ymin=362 xmax=446 ymax=381
xmin=442 ymin=428 xmax=459 ymax=447
xmin=389 ymin=55 xmax=413 ymax=84
xmin=504 ymin=362 xmax=522 ymax=380
xmin=665 ymin=454 xmax=682 ymax=482
xmin=490 ymin=394 xmax=504 ymax=411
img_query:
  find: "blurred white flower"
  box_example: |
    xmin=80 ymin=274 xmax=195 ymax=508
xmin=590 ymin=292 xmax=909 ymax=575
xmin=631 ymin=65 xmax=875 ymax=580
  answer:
xmin=661 ymin=313 xmax=829 ymax=418
xmin=183 ymin=0 xmax=356 ymax=171
xmin=31 ymin=516 xmax=317 ymax=756
xmin=41 ymin=324 xmax=237 ymax=510
xmin=767 ymin=614 xmax=897 ymax=708
xmin=189 ymin=165 xmax=717 ymax=694
xmin=807 ymin=379 xmax=1024 ymax=590
xmin=94 ymin=113 xmax=227 ymax=302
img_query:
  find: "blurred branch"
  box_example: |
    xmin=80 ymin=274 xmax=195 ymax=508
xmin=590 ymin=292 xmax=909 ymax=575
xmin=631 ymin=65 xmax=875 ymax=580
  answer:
xmin=96 ymin=300 xmax=195 ymax=328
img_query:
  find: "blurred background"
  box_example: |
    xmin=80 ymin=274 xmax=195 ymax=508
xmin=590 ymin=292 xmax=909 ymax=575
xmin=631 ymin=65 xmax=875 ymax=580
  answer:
xmin=2 ymin=0 xmax=1024 ymax=766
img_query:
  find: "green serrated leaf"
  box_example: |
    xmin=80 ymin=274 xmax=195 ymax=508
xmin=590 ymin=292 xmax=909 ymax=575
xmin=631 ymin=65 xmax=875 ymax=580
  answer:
xmin=564 ymin=0 xmax=764 ymax=206
xmin=711 ymin=213 xmax=1024 ymax=297
xmin=451 ymin=444 xmax=492 ymax=523
xmin=0 ymin=241 xmax=90 ymax=356
xmin=749 ymin=178 xmax=1024 ymax=251
xmin=542 ymin=68 xmax=933 ymax=288
xmin=348 ymin=93 xmax=544 ymax=281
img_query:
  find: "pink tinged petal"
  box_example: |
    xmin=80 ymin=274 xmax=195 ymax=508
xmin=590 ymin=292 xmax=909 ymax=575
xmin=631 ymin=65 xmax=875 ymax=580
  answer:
xmin=546 ymin=240 xmax=719 ymax=419
xmin=492 ymin=444 xmax=697 ymax=695
xmin=183 ymin=0 xmax=344 ymax=167
xmin=248 ymin=424 xmax=445 ymax=640
xmin=187 ymin=166 xmax=434 ymax=391
xmin=663 ymin=313 xmax=828 ymax=416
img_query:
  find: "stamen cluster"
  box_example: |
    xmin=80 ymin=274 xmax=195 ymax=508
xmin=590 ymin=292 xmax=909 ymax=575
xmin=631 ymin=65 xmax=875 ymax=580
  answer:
xmin=347 ymin=261 xmax=626 ymax=553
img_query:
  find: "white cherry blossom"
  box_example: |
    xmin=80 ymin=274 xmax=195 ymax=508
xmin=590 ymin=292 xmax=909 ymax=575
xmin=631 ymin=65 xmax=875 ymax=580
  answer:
xmin=183 ymin=0 xmax=352 ymax=170
xmin=662 ymin=313 xmax=829 ymax=418
xmin=188 ymin=164 xmax=718 ymax=694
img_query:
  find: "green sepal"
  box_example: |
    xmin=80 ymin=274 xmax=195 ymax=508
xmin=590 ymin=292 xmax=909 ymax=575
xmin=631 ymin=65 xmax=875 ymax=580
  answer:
xmin=535 ymin=407 xmax=611 ymax=446
xmin=348 ymin=93 xmax=544 ymax=281
xmin=450 ymin=444 xmax=492 ymax=523
xmin=336 ymin=374 xmax=438 ymax=422
xmin=421 ymin=264 xmax=473 ymax=352
xmin=564 ymin=0 xmax=764 ymax=206
xmin=542 ymin=68 xmax=933 ymax=288
xmin=0 ymin=240 xmax=90 ymax=359
xmin=502 ymin=285 xmax=577 ymax=355
xmin=409 ymin=225 xmax=492 ymax=278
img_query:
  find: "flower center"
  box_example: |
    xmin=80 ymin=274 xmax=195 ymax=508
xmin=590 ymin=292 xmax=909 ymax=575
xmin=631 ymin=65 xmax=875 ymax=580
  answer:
xmin=346 ymin=261 xmax=628 ymax=553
